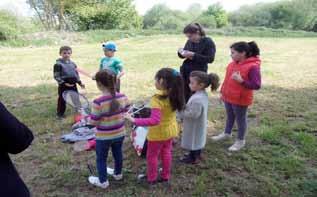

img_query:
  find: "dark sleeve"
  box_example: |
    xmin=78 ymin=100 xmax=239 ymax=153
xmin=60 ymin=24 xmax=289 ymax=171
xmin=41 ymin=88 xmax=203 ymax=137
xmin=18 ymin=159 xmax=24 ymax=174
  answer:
xmin=178 ymin=40 xmax=190 ymax=59
xmin=192 ymin=38 xmax=216 ymax=64
xmin=241 ymin=67 xmax=261 ymax=90
xmin=0 ymin=102 xmax=34 ymax=154
xmin=53 ymin=64 xmax=64 ymax=85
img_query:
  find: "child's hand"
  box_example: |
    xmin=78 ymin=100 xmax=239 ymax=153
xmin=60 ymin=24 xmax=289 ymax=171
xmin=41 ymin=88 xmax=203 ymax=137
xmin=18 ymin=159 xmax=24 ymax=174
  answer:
xmin=124 ymin=113 xmax=135 ymax=123
xmin=80 ymin=83 xmax=85 ymax=89
xmin=117 ymin=72 xmax=124 ymax=79
xmin=65 ymin=83 xmax=75 ymax=87
xmin=178 ymin=48 xmax=185 ymax=55
xmin=183 ymin=51 xmax=195 ymax=60
xmin=231 ymin=72 xmax=244 ymax=83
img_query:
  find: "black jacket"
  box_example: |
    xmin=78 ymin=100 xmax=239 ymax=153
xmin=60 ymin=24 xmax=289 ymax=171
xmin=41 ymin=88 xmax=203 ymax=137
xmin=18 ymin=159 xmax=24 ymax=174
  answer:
xmin=178 ymin=37 xmax=216 ymax=73
xmin=0 ymin=102 xmax=34 ymax=197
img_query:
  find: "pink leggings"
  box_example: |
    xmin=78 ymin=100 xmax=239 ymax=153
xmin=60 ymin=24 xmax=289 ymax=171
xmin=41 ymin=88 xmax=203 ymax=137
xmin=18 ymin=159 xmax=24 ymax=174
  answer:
xmin=146 ymin=139 xmax=173 ymax=182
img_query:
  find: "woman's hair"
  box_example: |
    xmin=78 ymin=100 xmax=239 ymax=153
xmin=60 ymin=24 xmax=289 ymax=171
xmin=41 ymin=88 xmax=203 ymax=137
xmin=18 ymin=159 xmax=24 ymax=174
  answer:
xmin=183 ymin=23 xmax=206 ymax=37
xmin=95 ymin=70 xmax=120 ymax=113
xmin=230 ymin=41 xmax=260 ymax=58
xmin=190 ymin=71 xmax=220 ymax=91
xmin=155 ymin=68 xmax=185 ymax=111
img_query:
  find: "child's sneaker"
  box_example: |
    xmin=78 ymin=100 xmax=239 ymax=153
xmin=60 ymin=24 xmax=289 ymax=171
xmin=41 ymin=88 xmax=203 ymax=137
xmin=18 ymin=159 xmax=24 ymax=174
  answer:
xmin=180 ymin=157 xmax=200 ymax=165
xmin=158 ymin=177 xmax=171 ymax=189
xmin=56 ymin=114 xmax=65 ymax=120
xmin=112 ymin=174 xmax=123 ymax=181
xmin=211 ymin=132 xmax=232 ymax=142
xmin=88 ymin=176 xmax=109 ymax=189
xmin=137 ymin=174 xmax=156 ymax=189
xmin=137 ymin=174 xmax=146 ymax=182
xmin=228 ymin=140 xmax=245 ymax=152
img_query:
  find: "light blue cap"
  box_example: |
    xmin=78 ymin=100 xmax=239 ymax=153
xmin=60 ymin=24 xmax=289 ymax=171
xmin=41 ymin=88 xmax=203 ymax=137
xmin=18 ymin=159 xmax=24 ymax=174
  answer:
xmin=102 ymin=41 xmax=117 ymax=51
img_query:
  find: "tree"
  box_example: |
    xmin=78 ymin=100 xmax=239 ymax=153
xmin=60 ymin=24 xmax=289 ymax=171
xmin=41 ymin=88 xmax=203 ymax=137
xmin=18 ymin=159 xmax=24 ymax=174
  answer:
xmin=143 ymin=4 xmax=172 ymax=28
xmin=70 ymin=0 xmax=142 ymax=30
xmin=229 ymin=4 xmax=273 ymax=27
xmin=202 ymin=3 xmax=229 ymax=28
xmin=228 ymin=0 xmax=317 ymax=32
xmin=27 ymin=0 xmax=142 ymax=31
xmin=269 ymin=2 xmax=295 ymax=29
xmin=143 ymin=4 xmax=186 ymax=30
xmin=187 ymin=3 xmax=203 ymax=19
xmin=27 ymin=0 xmax=73 ymax=30
xmin=196 ymin=15 xmax=217 ymax=29
xmin=0 ymin=10 xmax=19 ymax=40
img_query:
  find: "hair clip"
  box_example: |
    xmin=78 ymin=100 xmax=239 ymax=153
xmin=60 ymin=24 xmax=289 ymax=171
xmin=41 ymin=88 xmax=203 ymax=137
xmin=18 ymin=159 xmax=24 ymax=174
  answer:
xmin=172 ymin=69 xmax=180 ymax=77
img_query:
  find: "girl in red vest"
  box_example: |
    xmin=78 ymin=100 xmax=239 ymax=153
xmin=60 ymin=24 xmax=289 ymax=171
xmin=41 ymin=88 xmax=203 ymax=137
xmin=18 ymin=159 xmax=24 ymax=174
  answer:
xmin=212 ymin=41 xmax=261 ymax=151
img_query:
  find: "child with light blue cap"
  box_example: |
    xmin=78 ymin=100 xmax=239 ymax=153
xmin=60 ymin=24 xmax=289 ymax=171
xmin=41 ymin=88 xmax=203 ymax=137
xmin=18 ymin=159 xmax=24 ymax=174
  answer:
xmin=99 ymin=41 xmax=124 ymax=92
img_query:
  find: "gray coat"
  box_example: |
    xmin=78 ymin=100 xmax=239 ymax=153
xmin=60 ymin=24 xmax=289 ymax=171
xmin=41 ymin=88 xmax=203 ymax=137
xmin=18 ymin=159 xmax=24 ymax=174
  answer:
xmin=180 ymin=90 xmax=209 ymax=150
xmin=53 ymin=58 xmax=82 ymax=85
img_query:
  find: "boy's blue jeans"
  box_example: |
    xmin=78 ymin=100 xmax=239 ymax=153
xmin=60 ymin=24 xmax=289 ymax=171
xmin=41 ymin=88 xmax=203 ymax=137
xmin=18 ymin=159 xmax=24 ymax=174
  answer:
xmin=96 ymin=137 xmax=124 ymax=183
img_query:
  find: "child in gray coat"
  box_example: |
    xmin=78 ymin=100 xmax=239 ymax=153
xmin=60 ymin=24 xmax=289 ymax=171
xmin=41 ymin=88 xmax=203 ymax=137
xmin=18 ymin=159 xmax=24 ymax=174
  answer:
xmin=179 ymin=71 xmax=219 ymax=164
xmin=53 ymin=46 xmax=85 ymax=118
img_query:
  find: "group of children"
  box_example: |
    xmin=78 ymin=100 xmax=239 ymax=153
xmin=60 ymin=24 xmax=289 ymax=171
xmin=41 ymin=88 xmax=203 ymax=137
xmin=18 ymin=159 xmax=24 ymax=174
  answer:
xmin=53 ymin=39 xmax=261 ymax=189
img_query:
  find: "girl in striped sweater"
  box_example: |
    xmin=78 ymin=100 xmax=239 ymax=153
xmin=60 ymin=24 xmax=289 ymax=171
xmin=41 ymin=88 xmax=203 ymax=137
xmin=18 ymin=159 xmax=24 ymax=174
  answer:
xmin=88 ymin=70 xmax=130 ymax=189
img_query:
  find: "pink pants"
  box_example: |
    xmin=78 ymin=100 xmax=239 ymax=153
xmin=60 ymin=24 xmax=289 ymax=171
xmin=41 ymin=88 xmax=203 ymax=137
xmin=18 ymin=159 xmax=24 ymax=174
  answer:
xmin=146 ymin=139 xmax=173 ymax=182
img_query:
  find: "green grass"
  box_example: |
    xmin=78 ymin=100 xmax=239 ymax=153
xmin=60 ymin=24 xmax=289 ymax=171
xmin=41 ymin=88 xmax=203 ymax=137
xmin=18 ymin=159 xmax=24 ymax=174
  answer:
xmin=0 ymin=35 xmax=317 ymax=196
xmin=1 ymin=27 xmax=317 ymax=47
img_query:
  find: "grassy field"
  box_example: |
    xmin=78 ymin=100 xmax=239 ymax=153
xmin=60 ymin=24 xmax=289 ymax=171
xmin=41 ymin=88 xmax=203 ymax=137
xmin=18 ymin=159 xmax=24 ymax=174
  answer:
xmin=1 ymin=27 xmax=317 ymax=47
xmin=0 ymin=35 xmax=317 ymax=197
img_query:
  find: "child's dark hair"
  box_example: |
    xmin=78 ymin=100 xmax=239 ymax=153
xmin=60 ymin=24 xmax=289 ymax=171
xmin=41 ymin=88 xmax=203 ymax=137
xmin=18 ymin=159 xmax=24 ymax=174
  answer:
xmin=183 ymin=23 xmax=206 ymax=37
xmin=95 ymin=70 xmax=120 ymax=113
xmin=59 ymin=46 xmax=72 ymax=54
xmin=190 ymin=71 xmax=220 ymax=91
xmin=155 ymin=68 xmax=185 ymax=111
xmin=230 ymin=41 xmax=260 ymax=58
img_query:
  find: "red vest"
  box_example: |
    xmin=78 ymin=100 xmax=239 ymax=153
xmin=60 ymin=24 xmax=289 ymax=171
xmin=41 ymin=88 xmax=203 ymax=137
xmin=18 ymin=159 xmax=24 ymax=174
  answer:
xmin=221 ymin=56 xmax=261 ymax=106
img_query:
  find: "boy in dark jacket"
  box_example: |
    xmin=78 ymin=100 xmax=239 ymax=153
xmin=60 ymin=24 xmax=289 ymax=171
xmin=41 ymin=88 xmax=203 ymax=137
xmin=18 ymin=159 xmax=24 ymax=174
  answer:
xmin=53 ymin=46 xmax=85 ymax=118
xmin=0 ymin=101 xmax=34 ymax=197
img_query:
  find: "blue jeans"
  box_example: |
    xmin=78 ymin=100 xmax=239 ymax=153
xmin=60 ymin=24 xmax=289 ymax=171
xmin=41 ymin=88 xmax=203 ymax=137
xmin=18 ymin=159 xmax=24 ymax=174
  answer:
xmin=96 ymin=137 xmax=124 ymax=183
xmin=224 ymin=102 xmax=248 ymax=140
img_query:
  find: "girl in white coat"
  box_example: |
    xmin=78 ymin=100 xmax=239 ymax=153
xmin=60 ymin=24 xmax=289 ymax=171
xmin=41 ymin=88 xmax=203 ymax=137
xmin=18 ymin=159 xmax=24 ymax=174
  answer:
xmin=180 ymin=71 xmax=219 ymax=164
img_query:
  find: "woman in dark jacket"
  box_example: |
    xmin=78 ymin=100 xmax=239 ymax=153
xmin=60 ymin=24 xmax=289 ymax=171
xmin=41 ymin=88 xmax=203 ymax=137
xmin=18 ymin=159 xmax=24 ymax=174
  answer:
xmin=178 ymin=23 xmax=216 ymax=102
xmin=0 ymin=101 xmax=34 ymax=197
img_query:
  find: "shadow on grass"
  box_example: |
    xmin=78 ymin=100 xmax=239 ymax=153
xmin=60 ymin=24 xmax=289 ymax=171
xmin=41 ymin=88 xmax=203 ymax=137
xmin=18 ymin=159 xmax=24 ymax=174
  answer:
xmin=0 ymin=83 xmax=317 ymax=197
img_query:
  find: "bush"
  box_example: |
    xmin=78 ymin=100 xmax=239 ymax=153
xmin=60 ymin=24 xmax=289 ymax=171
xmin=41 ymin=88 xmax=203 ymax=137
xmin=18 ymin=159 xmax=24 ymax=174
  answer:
xmin=143 ymin=4 xmax=186 ymax=30
xmin=0 ymin=10 xmax=43 ymax=41
xmin=202 ymin=3 xmax=229 ymax=28
xmin=0 ymin=10 xmax=19 ymax=40
xmin=229 ymin=0 xmax=317 ymax=32
xmin=196 ymin=15 xmax=217 ymax=29
xmin=69 ymin=0 xmax=142 ymax=31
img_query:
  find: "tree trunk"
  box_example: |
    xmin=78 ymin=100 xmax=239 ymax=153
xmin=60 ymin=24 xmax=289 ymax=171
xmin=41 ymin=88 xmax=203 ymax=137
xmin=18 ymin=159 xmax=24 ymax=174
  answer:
xmin=58 ymin=0 xmax=65 ymax=30
xmin=28 ymin=0 xmax=49 ymax=30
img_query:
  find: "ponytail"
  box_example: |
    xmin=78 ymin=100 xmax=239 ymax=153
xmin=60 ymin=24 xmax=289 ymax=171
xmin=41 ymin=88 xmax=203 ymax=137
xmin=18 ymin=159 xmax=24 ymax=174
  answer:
xmin=108 ymin=78 xmax=120 ymax=113
xmin=208 ymin=73 xmax=220 ymax=91
xmin=230 ymin=41 xmax=260 ymax=58
xmin=183 ymin=23 xmax=206 ymax=37
xmin=169 ymin=74 xmax=185 ymax=111
xmin=95 ymin=70 xmax=120 ymax=113
xmin=247 ymin=41 xmax=260 ymax=57
xmin=190 ymin=71 xmax=220 ymax=91
xmin=155 ymin=68 xmax=185 ymax=111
